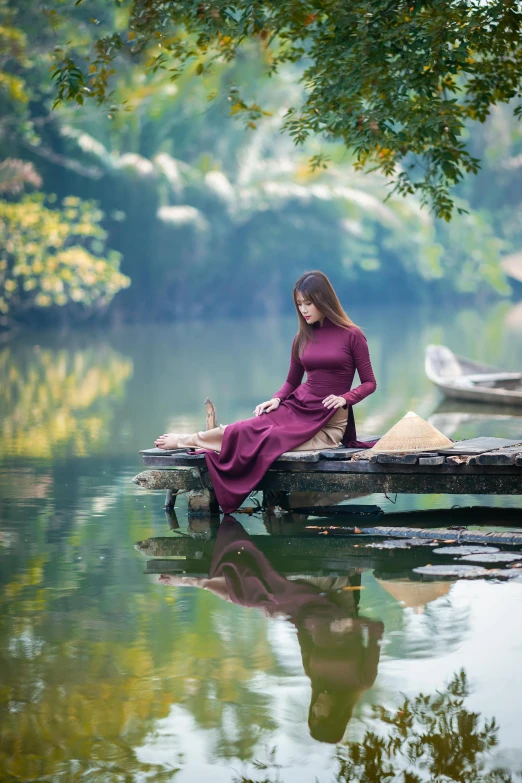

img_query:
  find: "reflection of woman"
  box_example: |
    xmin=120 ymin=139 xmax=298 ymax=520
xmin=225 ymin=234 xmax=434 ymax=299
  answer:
xmin=154 ymin=270 xmax=376 ymax=513
xmin=159 ymin=516 xmax=384 ymax=743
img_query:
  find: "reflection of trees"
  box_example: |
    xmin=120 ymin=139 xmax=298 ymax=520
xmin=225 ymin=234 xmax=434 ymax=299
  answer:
xmin=339 ymin=670 xmax=504 ymax=783
xmin=236 ymin=670 xmax=519 ymax=783
xmin=0 ymin=342 xmax=132 ymax=457
xmin=0 ymin=586 xmax=284 ymax=779
xmin=0 ymin=497 xmax=288 ymax=779
xmin=167 ymin=599 xmax=281 ymax=759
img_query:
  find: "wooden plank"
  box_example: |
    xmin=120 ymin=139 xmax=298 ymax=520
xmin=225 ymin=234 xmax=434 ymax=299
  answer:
xmin=362 ymin=527 xmax=522 ymax=546
xmin=135 ymin=527 xmax=522 ymax=562
xmin=133 ymin=468 xmax=522 ymax=495
xmin=142 ymin=448 xmax=322 ymax=465
xmin=270 ymin=460 xmax=521 ymax=475
xmin=437 ymin=437 xmax=522 ymax=455
xmin=319 ymin=447 xmax=365 ymax=460
xmin=141 ymin=435 xmax=382 ymax=463
xmin=261 ymin=471 xmax=522 ymax=496
xmin=134 ymin=469 xmax=202 ymax=491
xmin=300 ymin=506 xmax=522 ymax=527
xmin=139 ymin=453 xmax=522 ymax=476
xmin=144 ymin=558 xmax=370 ymax=577
xmin=142 ymin=452 xmax=205 ymax=467
xmin=419 ymin=455 xmax=445 ymax=466
xmin=290 ymin=504 xmax=383 ymax=517
xmin=374 ymin=454 xmax=419 ymax=465
xmin=141 ymin=447 xmax=194 ymax=456
xmin=472 ymin=445 xmax=522 ymax=466
xmin=276 ymin=450 xmax=321 ymax=462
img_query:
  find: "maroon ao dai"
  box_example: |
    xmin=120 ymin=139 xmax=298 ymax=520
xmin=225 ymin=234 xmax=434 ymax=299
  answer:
xmin=196 ymin=316 xmax=377 ymax=513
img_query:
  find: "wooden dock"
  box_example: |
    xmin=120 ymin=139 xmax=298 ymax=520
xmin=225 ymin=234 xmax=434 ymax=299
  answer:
xmin=134 ymin=435 xmax=522 ymax=516
xmin=135 ymin=524 xmax=522 ymax=584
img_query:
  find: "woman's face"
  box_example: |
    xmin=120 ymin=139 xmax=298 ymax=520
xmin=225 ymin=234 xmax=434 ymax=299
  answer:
xmin=296 ymin=292 xmax=323 ymax=325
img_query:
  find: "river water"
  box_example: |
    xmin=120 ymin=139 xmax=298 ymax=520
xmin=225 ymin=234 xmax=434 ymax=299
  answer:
xmin=2 ymin=302 xmax=522 ymax=782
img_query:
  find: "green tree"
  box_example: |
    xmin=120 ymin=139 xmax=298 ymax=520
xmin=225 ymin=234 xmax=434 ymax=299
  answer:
xmin=0 ymin=192 xmax=129 ymax=326
xmin=49 ymin=0 xmax=522 ymax=219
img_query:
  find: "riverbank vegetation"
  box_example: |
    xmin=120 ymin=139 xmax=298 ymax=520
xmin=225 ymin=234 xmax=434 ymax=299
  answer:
xmin=1 ymin=1 xmax=522 ymax=330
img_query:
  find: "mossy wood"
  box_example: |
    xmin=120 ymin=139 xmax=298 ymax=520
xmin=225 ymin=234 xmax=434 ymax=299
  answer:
xmin=134 ymin=465 xmax=522 ymax=496
xmin=136 ymin=526 xmax=522 ymax=564
xmin=142 ymin=406 xmax=522 ymax=510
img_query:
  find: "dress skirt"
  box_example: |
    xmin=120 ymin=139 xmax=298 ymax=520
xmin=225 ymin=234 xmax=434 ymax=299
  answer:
xmin=176 ymin=404 xmax=348 ymax=453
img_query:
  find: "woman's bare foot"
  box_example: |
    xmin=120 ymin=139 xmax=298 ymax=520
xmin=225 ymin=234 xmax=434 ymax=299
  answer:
xmin=154 ymin=433 xmax=181 ymax=449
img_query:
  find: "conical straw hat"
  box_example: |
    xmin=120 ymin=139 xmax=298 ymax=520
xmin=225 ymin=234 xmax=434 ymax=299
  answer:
xmin=376 ymin=578 xmax=451 ymax=613
xmin=366 ymin=411 xmax=452 ymax=454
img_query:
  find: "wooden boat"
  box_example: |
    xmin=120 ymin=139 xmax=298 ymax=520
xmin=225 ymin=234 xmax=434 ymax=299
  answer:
xmin=425 ymin=344 xmax=522 ymax=405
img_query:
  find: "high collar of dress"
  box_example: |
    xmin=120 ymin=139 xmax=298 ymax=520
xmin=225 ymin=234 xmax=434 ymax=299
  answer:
xmin=314 ymin=315 xmax=333 ymax=329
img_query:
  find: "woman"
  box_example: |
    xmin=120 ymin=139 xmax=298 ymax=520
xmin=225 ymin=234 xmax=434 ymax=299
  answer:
xmin=158 ymin=515 xmax=384 ymax=744
xmin=154 ymin=270 xmax=377 ymax=513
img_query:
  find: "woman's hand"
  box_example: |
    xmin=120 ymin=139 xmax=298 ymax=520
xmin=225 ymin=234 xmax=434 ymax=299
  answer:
xmin=322 ymin=394 xmax=347 ymax=409
xmin=254 ymin=398 xmax=281 ymax=416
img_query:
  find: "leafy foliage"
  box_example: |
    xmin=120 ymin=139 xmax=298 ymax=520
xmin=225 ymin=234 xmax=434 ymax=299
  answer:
xmin=338 ymin=670 xmax=507 ymax=783
xmin=52 ymin=74 xmax=511 ymax=320
xmin=0 ymin=12 xmax=28 ymax=106
xmin=0 ymin=193 xmax=129 ymax=323
xmin=0 ymin=0 xmax=518 ymax=326
xmin=49 ymin=0 xmax=522 ymax=218
xmin=0 ymin=341 xmax=133 ymax=458
xmin=236 ymin=671 xmax=519 ymax=783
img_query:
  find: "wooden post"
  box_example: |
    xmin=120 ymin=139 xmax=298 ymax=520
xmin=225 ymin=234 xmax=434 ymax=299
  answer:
xmin=165 ymin=506 xmax=180 ymax=530
xmin=205 ymin=398 xmax=217 ymax=430
xmin=164 ymin=489 xmax=176 ymax=512
xmin=187 ymin=398 xmax=220 ymax=517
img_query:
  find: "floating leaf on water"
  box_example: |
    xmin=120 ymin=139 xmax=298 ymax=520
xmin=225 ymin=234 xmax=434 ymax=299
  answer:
xmin=459 ymin=552 xmax=522 ymax=564
xmin=413 ymin=564 xmax=491 ymax=579
xmin=401 ymin=538 xmax=438 ymax=547
xmin=494 ymin=569 xmax=522 ymax=581
xmin=366 ymin=540 xmax=411 ymax=550
xmin=433 ymin=545 xmax=500 ymax=556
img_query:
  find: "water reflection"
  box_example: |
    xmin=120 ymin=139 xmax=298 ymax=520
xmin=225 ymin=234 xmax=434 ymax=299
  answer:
xmin=2 ymin=307 xmax=522 ymax=779
xmin=0 ymin=340 xmax=133 ymax=458
xmin=236 ymin=670 xmax=520 ymax=783
xmin=429 ymin=400 xmax=522 ymax=441
xmin=157 ymin=515 xmax=384 ymax=744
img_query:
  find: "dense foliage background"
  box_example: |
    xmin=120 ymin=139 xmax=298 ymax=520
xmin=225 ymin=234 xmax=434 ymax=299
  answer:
xmin=1 ymin=0 xmax=522 ymax=330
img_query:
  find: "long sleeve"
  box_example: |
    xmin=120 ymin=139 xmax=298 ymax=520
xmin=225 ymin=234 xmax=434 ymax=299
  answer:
xmin=272 ymin=336 xmax=304 ymax=401
xmin=341 ymin=330 xmax=376 ymax=407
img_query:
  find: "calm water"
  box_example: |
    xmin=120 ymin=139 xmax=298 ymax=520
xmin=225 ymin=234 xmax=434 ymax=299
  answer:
xmin=2 ymin=302 xmax=522 ymax=782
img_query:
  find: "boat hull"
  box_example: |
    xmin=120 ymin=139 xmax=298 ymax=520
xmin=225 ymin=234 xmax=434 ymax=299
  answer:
xmin=426 ymin=344 xmax=522 ymax=406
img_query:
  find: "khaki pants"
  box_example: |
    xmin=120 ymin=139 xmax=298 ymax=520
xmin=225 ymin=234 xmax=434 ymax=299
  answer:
xmin=176 ymin=405 xmax=349 ymax=454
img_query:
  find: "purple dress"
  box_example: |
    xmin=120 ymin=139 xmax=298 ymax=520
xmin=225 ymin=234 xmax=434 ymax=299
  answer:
xmin=196 ymin=316 xmax=377 ymax=513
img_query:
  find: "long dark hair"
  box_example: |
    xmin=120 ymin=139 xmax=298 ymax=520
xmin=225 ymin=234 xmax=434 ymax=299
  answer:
xmin=293 ymin=270 xmax=360 ymax=360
